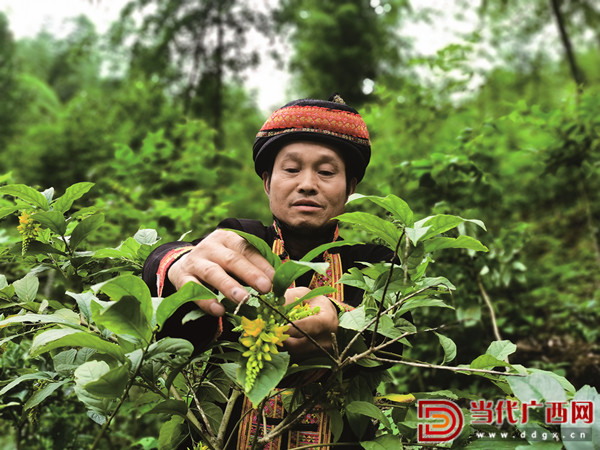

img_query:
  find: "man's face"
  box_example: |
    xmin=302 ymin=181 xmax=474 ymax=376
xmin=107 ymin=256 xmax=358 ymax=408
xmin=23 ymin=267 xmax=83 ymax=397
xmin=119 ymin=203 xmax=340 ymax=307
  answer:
xmin=263 ymin=141 xmax=356 ymax=231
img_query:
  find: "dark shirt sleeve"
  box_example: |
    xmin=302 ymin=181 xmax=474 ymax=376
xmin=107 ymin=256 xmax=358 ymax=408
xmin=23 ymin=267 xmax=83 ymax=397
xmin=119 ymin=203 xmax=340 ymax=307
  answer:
xmin=142 ymin=219 xmax=268 ymax=352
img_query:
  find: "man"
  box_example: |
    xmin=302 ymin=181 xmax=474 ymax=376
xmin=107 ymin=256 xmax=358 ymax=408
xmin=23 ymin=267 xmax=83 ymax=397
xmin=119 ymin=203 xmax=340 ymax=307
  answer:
xmin=142 ymin=94 xmax=396 ymax=448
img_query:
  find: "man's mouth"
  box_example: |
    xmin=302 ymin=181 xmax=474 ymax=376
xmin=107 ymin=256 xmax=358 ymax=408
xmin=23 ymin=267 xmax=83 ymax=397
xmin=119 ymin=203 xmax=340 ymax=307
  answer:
xmin=292 ymin=200 xmax=322 ymax=211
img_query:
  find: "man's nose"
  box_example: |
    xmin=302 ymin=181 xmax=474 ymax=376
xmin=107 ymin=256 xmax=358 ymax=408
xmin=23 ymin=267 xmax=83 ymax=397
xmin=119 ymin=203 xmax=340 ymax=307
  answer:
xmin=297 ymin=169 xmax=318 ymax=192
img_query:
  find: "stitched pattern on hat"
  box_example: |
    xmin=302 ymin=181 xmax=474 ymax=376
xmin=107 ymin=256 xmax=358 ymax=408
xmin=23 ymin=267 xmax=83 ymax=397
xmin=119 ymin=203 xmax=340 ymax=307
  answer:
xmin=257 ymin=105 xmax=370 ymax=142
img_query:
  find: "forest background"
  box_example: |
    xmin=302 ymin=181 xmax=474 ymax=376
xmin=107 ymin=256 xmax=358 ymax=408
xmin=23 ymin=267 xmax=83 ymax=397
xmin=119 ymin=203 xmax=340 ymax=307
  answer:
xmin=0 ymin=0 xmax=599 ymax=448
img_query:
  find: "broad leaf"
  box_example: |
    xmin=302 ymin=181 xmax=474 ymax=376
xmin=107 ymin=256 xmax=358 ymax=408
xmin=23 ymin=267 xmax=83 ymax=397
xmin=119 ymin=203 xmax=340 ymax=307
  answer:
xmin=415 ymin=214 xmax=486 ymax=241
xmin=360 ymin=434 xmax=404 ymax=449
xmin=300 ymin=240 xmax=355 ymax=262
xmin=24 ymin=380 xmax=69 ymax=411
xmin=0 ymin=206 xmax=18 ymax=220
xmin=70 ymin=213 xmax=105 ymax=250
xmin=226 ymin=229 xmax=281 ymax=269
xmin=134 ymin=229 xmax=160 ymax=245
xmin=148 ymin=399 xmax=188 ymax=417
xmin=100 ymin=275 xmax=153 ymax=324
xmin=0 ymin=372 xmax=56 ymax=396
xmin=94 ymin=295 xmax=152 ymax=343
xmin=53 ymin=182 xmax=94 ymax=213
xmin=30 ymin=328 xmax=125 ymax=362
xmin=346 ymin=400 xmax=392 ymax=430
xmin=339 ymin=306 xmax=367 ymax=331
xmin=272 ymin=260 xmax=329 ymax=297
xmin=397 ymin=298 xmax=454 ymax=315
xmin=85 ymin=364 xmax=130 ymax=398
xmin=155 ymin=282 xmax=217 ymax=329
xmin=508 ymin=372 xmax=567 ymax=403
xmin=240 ymin=352 xmax=290 ymax=407
xmin=425 ymin=235 xmax=488 ymax=252
xmin=486 ymin=340 xmax=517 ymax=361
xmin=435 ymin=332 xmax=457 ymax=364
xmin=34 ymin=211 xmax=67 ymax=235
xmin=0 ymin=184 xmax=49 ymax=210
xmin=0 ymin=309 xmax=82 ymax=329
xmin=12 ymin=275 xmax=39 ymax=302
xmin=348 ymin=193 xmax=414 ymax=227
xmin=336 ymin=212 xmax=402 ymax=250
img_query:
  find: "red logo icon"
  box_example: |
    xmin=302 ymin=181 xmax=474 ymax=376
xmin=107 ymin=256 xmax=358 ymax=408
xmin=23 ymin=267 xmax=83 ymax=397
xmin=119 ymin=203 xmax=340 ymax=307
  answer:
xmin=417 ymin=400 xmax=464 ymax=443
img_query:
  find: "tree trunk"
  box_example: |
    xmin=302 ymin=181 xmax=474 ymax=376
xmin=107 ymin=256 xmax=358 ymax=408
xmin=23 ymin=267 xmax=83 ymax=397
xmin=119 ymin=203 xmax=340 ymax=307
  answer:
xmin=549 ymin=0 xmax=586 ymax=92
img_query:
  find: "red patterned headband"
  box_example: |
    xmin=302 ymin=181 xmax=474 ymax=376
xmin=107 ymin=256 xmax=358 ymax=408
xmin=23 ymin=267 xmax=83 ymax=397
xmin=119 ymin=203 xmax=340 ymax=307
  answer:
xmin=256 ymin=105 xmax=370 ymax=146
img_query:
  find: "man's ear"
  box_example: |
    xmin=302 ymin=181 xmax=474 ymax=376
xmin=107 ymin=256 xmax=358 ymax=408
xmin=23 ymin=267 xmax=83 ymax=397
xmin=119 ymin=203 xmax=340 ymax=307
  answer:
xmin=262 ymin=172 xmax=271 ymax=195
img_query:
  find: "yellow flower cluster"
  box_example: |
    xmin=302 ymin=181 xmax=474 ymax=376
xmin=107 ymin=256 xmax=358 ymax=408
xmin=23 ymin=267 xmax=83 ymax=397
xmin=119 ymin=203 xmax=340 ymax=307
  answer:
xmin=240 ymin=315 xmax=289 ymax=391
xmin=17 ymin=211 xmax=40 ymax=255
xmin=239 ymin=302 xmax=321 ymax=392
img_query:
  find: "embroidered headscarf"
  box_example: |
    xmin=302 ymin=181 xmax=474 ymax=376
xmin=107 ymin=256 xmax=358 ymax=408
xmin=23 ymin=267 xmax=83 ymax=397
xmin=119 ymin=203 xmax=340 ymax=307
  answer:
xmin=253 ymin=94 xmax=371 ymax=182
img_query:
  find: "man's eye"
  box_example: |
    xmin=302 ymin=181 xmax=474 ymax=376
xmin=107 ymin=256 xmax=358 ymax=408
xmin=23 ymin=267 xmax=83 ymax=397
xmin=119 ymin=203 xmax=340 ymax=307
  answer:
xmin=284 ymin=167 xmax=299 ymax=173
xmin=319 ymin=170 xmax=334 ymax=176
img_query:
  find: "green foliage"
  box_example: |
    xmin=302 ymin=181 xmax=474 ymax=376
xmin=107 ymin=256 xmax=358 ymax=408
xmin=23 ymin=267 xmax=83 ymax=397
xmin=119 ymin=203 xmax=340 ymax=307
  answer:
xmin=3 ymin=185 xmax=595 ymax=448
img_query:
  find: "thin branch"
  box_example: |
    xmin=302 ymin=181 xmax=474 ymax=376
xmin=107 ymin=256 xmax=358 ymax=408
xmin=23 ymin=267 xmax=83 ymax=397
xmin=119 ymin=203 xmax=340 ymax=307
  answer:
xmin=183 ymin=372 xmax=215 ymax=437
xmin=168 ymin=385 xmax=213 ymax=449
xmin=476 ymin=274 xmax=502 ymax=342
xmin=339 ymin=286 xmax=433 ymax=361
xmin=90 ymin=330 xmax=157 ymax=450
xmin=370 ymin=230 xmax=404 ymax=348
xmin=215 ymin=388 xmax=241 ymax=448
xmin=370 ymin=355 xmax=525 ymax=377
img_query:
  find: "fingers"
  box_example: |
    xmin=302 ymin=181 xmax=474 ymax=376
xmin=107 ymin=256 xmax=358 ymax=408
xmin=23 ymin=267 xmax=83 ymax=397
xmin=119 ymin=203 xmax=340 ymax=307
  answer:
xmin=168 ymin=230 xmax=275 ymax=306
xmin=283 ymin=294 xmax=338 ymax=356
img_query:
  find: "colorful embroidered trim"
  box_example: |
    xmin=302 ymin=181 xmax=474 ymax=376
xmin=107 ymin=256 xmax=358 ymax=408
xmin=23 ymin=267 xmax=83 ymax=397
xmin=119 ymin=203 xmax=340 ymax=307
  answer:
xmin=257 ymin=105 xmax=370 ymax=146
xmin=155 ymin=246 xmax=194 ymax=297
xmin=237 ymin=392 xmax=331 ymax=450
xmin=271 ymin=221 xmax=345 ymax=305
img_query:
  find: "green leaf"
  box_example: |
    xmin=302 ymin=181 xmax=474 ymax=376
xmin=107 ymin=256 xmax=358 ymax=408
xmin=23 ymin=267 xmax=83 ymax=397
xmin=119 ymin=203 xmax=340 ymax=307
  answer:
xmin=226 ymin=229 xmax=281 ymax=269
xmin=469 ymin=354 xmax=512 ymax=370
xmin=405 ymin=226 xmax=430 ymax=245
xmin=272 ymin=260 xmax=329 ymax=297
xmin=435 ymin=332 xmax=457 ymax=364
xmin=360 ymin=434 xmax=404 ymax=449
xmin=300 ymin=240 xmax=356 ymax=262
xmin=415 ymin=214 xmax=486 ymax=241
xmin=0 ymin=184 xmax=49 ymax=210
xmin=0 ymin=274 xmax=7 ymax=290
xmin=158 ymin=416 xmax=186 ymax=450
xmin=69 ymin=213 xmax=104 ymax=250
xmin=134 ymin=229 xmax=160 ymax=245
xmin=13 ymin=275 xmax=39 ymax=302
xmin=0 ymin=309 xmax=82 ymax=328
xmin=397 ymin=298 xmax=454 ymax=315
xmin=66 ymin=291 xmax=97 ymax=322
xmin=34 ymin=211 xmax=67 ymax=235
xmin=336 ymin=212 xmax=402 ymax=250
xmin=94 ymin=295 xmax=152 ymax=343
xmin=148 ymin=399 xmax=188 ymax=417
xmin=200 ymin=401 xmax=224 ymax=433
xmin=24 ymin=380 xmax=69 ymax=411
xmin=339 ymin=306 xmax=367 ymax=331
xmin=0 ymin=372 xmax=56 ymax=396
xmin=346 ymin=400 xmax=392 ymax=430
xmin=508 ymin=372 xmax=567 ymax=403
xmin=425 ymin=235 xmax=488 ymax=252
xmin=486 ymin=340 xmax=517 ymax=361
xmin=155 ymin=282 xmax=217 ymax=329
xmin=349 ymin=193 xmax=414 ymax=227
xmin=53 ymin=182 xmax=94 ymax=214
xmin=30 ymin=328 xmax=125 ymax=362
xmin=100 ymin=275 xmax=153 ymax=324
xmin=85 ymin=364 xmax=129 ymax=398
xmin=144 ymin=338 xmax=193 ymax=369
xmin=0 ymin=206 xmax=18 ymax=220
xmin=242 ymin=352 xmax=290 ymax=407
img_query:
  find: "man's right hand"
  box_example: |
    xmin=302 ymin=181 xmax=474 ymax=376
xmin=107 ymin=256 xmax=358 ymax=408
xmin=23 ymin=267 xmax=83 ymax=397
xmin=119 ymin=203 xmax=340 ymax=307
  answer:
xmin=167 ymin=229 xmax=275 ymax=317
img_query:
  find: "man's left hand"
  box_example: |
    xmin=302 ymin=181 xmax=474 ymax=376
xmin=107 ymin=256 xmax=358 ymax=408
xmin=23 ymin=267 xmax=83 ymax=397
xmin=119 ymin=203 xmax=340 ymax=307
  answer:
xmin=282 ymin=287 xmax=338 ymax=358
